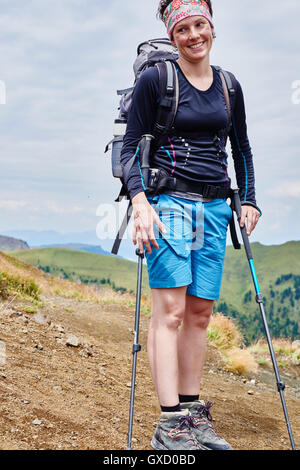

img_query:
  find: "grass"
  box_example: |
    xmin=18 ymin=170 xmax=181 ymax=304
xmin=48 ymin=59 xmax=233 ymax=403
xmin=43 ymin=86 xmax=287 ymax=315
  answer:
xmin=248 ymin=338 xmax=300 ymax=368
xmin=279 ymin=360 xmax=289 ymax=368
xmin=0 ymin=250 xmax=127 ymax=306
xmin=207 ymin=313 xmax=258 ymax=375
xmin=0 ymin=270 xmax=40 ymax=301
xmin=0 ymin=250 xmax=151 ymax=312
xmin=17 ymin=305 xmax=38 ymax=314
xmin=207 ymin=313 xmax=243 ymax=350
xmin=223 ymin=348 xmax=258 ymax=376
xmin=257 ymin=358 xmax=267 ymax=366
xmin=94 ymin=287 xmax=152 ymax=315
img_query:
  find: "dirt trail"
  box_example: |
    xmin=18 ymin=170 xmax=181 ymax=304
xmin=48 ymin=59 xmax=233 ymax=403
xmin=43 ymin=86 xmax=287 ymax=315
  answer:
xmin=0 ymin=293 xmax=299 ymax=450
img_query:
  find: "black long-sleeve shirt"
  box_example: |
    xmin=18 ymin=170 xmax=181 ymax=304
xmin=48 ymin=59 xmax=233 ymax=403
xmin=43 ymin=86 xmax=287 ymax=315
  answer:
xmin=120 ymin=64 xmax=257 ymax=205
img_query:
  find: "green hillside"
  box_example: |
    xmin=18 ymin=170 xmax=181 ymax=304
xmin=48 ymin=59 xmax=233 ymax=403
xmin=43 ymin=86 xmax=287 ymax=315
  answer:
xmin=218 ymin=241 xmax=300 ymax=343
xmin=10 ymin=247 xmax=150 ymax=295
xmin=10 ymin=242 xmax=300 ymax=344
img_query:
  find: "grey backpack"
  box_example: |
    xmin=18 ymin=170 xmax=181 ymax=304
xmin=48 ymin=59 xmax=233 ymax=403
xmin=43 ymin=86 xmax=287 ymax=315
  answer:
xmin=105 ymin=38 xmax=179 ymax=182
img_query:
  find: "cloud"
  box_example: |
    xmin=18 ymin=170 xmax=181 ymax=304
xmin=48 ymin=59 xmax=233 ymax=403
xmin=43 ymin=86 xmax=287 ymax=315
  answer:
xmin=0 ymin=199 xmax=86 ymax=215
xmin=0 ymin=200 xmax=28 ymax=210
xmin=0 ymin=1 xmax=114 ymax=44
xmin=267 ymin=181 xmax=300 ymax=199
xmin=0 ymin=0 xmax=299 ymax=244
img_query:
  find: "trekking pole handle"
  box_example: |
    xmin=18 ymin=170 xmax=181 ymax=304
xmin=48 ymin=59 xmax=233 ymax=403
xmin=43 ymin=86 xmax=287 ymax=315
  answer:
xmin=139 ymin=134 xmax=154 ymax=190
xmin=233 ymin=189 xmax=253 ymax=261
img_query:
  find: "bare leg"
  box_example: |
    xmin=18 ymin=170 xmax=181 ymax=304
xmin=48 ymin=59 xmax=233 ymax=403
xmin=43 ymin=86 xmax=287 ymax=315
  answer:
xmin=147 ymin=286 xmax=187 ymax=407
xmin=177 ymin=295 xmax=214 ymax=396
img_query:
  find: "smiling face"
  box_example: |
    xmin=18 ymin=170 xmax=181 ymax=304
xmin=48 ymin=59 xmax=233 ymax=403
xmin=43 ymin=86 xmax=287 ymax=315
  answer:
xmin=172 ymin=15 xmax=214 ymax=64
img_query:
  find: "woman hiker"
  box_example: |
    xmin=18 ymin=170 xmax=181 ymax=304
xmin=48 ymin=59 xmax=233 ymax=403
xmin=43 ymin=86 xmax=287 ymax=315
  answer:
xmin=120 ymin=0 xmax=261 ymax=451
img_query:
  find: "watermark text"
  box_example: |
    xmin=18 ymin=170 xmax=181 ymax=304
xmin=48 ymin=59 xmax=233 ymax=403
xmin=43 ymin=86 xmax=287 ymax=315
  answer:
xmin=0 ymin=80 xmax=6 ymax=105
xmin=291 ymin=80 xmax=300 ymax=104
xmin=96 ymin=201 xmax=205 ymax=251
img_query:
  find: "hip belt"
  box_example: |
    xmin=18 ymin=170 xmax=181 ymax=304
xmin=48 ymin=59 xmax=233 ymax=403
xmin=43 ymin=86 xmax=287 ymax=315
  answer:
xmin=111 ymin=168 xmax=240 ymax=255
xmin=147 ymin=168 xmax=231 ymax=199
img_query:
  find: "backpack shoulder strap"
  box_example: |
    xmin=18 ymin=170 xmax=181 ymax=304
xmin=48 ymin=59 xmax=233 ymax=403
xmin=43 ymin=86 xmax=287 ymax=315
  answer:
xmin=213 ymin=66 xmax=237 ymax=131
xmin=219 ymin=70 xmax=232 ymax=123
xmin=153 ymin=60 xmax=179 ymax=140
xmin=221 ymin=69 xmax=237 ymax=114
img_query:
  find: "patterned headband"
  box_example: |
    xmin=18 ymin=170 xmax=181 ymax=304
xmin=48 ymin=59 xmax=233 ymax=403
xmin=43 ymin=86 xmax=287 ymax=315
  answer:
xmin=163 ymin=0 xmax=214 ymax=39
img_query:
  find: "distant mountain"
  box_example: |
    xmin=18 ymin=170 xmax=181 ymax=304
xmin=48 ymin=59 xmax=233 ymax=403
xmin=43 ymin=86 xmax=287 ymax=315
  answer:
xmin=0 ymin=235 xmax=29 ymax=251
xmin=2 ymin=230 xmax=99 ymax=246
xmin=2 ymin=230 xmax=135 ymax=261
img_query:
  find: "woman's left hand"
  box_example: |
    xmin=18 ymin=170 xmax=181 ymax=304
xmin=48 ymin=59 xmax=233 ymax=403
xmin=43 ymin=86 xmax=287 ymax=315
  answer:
xmin=240 ymin=205 xmax=260 ymax=236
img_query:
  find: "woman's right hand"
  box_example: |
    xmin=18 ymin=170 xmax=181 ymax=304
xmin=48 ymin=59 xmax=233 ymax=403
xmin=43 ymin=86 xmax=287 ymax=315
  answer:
xmin=131 ymin=192 xmax=167 ymax=254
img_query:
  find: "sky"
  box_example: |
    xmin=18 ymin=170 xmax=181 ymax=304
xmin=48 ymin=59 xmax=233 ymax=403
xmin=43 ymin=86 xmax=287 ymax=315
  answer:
xmin=0 ymin=0 xmax=299 ymax=256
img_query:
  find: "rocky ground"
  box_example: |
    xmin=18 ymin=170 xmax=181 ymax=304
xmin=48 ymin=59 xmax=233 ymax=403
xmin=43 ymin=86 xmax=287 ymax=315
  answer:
xmin=0 ymin=293 xmax=299 ymax=451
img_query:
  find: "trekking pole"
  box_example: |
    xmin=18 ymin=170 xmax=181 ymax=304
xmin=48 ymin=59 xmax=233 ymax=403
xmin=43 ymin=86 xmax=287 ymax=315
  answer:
xmin=127 ymin=248 xmax=144 ymax=450
xmin=232 ymin=189 xmax=296 ymax=450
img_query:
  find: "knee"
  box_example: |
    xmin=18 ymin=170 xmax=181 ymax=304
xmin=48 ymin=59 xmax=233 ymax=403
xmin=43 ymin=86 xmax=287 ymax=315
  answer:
xmin=194 ymin=313 xmax=211 ymax=330
xmin=152 ymin=302 xmax=185 ymax=331
xmin=185 ymin=305 xmax=213 ymax=330
xmin=165 ymin=307 xmax=185 ymax=330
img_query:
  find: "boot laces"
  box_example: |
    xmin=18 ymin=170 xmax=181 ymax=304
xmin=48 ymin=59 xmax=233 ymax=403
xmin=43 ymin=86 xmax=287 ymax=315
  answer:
xmin=178 ymin=415 xmax=196 ymax=430
xmin=195 ymin=401 xmax=214 ymax=422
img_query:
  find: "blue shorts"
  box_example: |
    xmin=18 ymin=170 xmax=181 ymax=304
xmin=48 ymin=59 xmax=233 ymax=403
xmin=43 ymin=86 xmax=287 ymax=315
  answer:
xmin=145 ymin=194 xmax=233 ymax=300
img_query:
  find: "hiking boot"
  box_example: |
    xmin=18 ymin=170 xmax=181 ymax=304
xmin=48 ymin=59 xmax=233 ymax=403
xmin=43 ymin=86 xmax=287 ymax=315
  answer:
xmin=180 ymin=401 xmax=233 ymax=450
xmin=151 ymin=408 xmax=211 ymax=450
